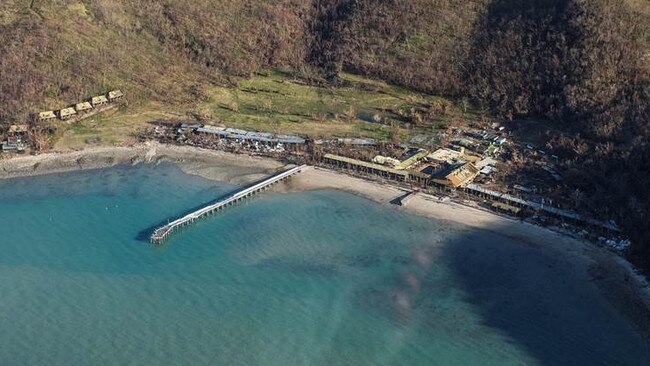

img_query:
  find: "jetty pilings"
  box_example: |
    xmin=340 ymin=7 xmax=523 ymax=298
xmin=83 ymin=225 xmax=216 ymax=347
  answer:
xmin=150 ymin=164 xmax=306 ymax=244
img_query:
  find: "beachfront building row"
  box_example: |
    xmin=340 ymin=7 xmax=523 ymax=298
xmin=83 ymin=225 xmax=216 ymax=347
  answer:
xmin=320 ymin=151 xmax=619 ymax=234
xmin=37 ymin=90 xmax=124 ymax=122
xmin=322 ymin=152 xmax=481 ymax=189
xmin=322 ymin=154 xmax=431 ymax=186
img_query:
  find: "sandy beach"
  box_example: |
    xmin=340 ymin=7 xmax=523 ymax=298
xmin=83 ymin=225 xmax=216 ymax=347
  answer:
xmin=1 ymin=142 xmax=649 ymax=342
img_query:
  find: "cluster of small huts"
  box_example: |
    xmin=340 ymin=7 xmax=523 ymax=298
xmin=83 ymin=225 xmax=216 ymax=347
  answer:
xmin=37 ymin=90 xmax=124 ymax=122
xmin=2 ymin=90 xmax=124 ymax=154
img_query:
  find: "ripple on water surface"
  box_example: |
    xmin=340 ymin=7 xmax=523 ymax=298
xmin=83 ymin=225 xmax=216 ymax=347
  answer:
xmin=0 ymin=163 xmax=648 ymax=366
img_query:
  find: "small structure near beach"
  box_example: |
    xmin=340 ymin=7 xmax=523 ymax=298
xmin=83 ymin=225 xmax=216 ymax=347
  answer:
xmin=2 ymin=124 xmax=28 ymax=153
xmin=1 ymin=136 xmax=26 ymax=153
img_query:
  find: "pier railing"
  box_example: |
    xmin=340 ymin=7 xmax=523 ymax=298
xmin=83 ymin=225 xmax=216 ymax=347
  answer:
xmin=150 ymin=164 xmax=306 ymax=244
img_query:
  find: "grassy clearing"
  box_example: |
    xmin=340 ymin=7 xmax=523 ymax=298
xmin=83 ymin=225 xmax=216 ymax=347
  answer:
xmin=51 ymin=70 xmax=476 ymax=150
xmin=52 ymin=104 xmax=182 ymax=150
xmin=204 ymin=70 xmax=472 ymax=141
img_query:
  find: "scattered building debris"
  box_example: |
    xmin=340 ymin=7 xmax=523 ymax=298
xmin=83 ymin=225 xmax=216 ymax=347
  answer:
xmin=1 ymin=136 xmax=25 ymax=153
xmin=433 ymin=163 xmax=480 ymax=188
xmin=428 ymin=148 xmax=479 ymax=164
xmin=600 ymin=237 xmax=632 ymax=251
xmin=373 ymin=155 xmax=401 ymax=167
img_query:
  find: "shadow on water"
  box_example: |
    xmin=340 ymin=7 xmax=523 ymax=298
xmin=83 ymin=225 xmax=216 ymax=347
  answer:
xmin=451 ymin=0 xmax=650 ymax=359
xmin=430 ymin=223 xmax=650 ymax=365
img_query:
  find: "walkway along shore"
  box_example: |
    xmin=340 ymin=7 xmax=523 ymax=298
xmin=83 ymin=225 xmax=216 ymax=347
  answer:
xmin=150 ymin=164 xmax=306 ymax=244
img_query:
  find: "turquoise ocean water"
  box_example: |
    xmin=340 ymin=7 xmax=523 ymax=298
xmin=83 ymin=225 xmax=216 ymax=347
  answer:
xmin=0 ymin=163 xmax=648 ymax=366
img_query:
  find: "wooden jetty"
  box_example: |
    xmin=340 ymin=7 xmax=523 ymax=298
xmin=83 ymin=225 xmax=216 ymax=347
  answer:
xmin=150 ymin=164 xmax=306 ymax=244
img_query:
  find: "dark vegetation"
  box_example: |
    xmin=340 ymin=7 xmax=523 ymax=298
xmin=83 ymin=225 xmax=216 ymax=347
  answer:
xmin=0 ymin=0 xmax=649 ymax=271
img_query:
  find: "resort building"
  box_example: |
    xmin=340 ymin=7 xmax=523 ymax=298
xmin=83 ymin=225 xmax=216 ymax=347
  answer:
xmin=38 ymin=111 xmax=57 ymax=121
xmin=432 ymin=163 xmax=480 ymax=188
xmin=465 ymin=183 xmax=621 ymax=233
xmin=91 ymin=95 xmax=109 ymax=106
xmin=58 ymin=107 xmax=77 ymax=120
xmin=7 ymin=124 xmax=28 ymax=136
xmin=195 ymin=125 xmax=306 ymax=146
xmin=75 ymin=102 xmax=93 ymax=113
xmin=108 ymin=90 xmax=124 ymax=102
xmin=372 ymin=155 xmax=401 ymax=167
xmin=394 ymin=149 xmax=430 ymax=170
xmin=323 ymin=153 xmax=430 ymax=186
xmin=428 ymin=148 xmax=480 ymax=165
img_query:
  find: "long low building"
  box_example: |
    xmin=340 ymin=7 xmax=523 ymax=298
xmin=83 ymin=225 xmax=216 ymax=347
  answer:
xmin=195 ymin=125 xmax=306 ymax=145
xmin=323 ymin=153 xmax=429 ymax=185
xmin=465 ymin=183 xmax=621 ymax=232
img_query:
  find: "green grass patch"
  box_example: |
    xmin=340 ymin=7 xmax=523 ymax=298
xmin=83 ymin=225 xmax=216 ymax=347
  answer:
xmin=203 ymin=70 xmax=471 ymax=141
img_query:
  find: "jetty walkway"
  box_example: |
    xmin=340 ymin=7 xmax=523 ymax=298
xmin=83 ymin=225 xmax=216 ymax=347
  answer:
xmin=151 ymin=164 xmax=306 ymax=244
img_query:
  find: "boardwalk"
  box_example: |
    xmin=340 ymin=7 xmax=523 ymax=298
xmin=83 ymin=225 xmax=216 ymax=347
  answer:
xmin=150 ymin=164 xmax=306 ymax=244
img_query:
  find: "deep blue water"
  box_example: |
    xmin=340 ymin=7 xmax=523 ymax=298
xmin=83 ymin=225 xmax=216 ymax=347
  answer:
xmin=0 ymin=163 xmax=648 ymax=366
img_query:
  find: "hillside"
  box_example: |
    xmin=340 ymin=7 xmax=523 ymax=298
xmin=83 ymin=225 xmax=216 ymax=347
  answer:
xmin=1 ymin=0 xmax=647 ymax=121
xmin=1 ymin=0 xmax=650 ymax=270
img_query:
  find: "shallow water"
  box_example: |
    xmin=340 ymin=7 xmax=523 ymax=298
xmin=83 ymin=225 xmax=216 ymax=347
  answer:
xmin=0 ymin=163 xmax=647 ymax=366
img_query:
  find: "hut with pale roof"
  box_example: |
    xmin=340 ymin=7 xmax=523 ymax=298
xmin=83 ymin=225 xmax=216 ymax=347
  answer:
xmin=38 ymin=111 xmax=57 ymax=121
xmin=75 ymin=101 xmax=93 ymax=113
xmin=58 ymin=107 xmax=77 ymax=120
xmin=91 ymin=95 xmax=109 ymax=106
xmin=107 ymin=90 xmax=124 ymax=102
xmin=8 ymin=124 xmax=28 ymax=135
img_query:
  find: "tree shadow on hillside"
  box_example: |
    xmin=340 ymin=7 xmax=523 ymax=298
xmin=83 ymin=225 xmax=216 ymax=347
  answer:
xmin=465 ymin=0 xmax=577 ymax=120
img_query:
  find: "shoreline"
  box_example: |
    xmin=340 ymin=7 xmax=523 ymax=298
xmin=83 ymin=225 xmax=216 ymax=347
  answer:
xmin=1 ymin=142 xmax=649 ymax=343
